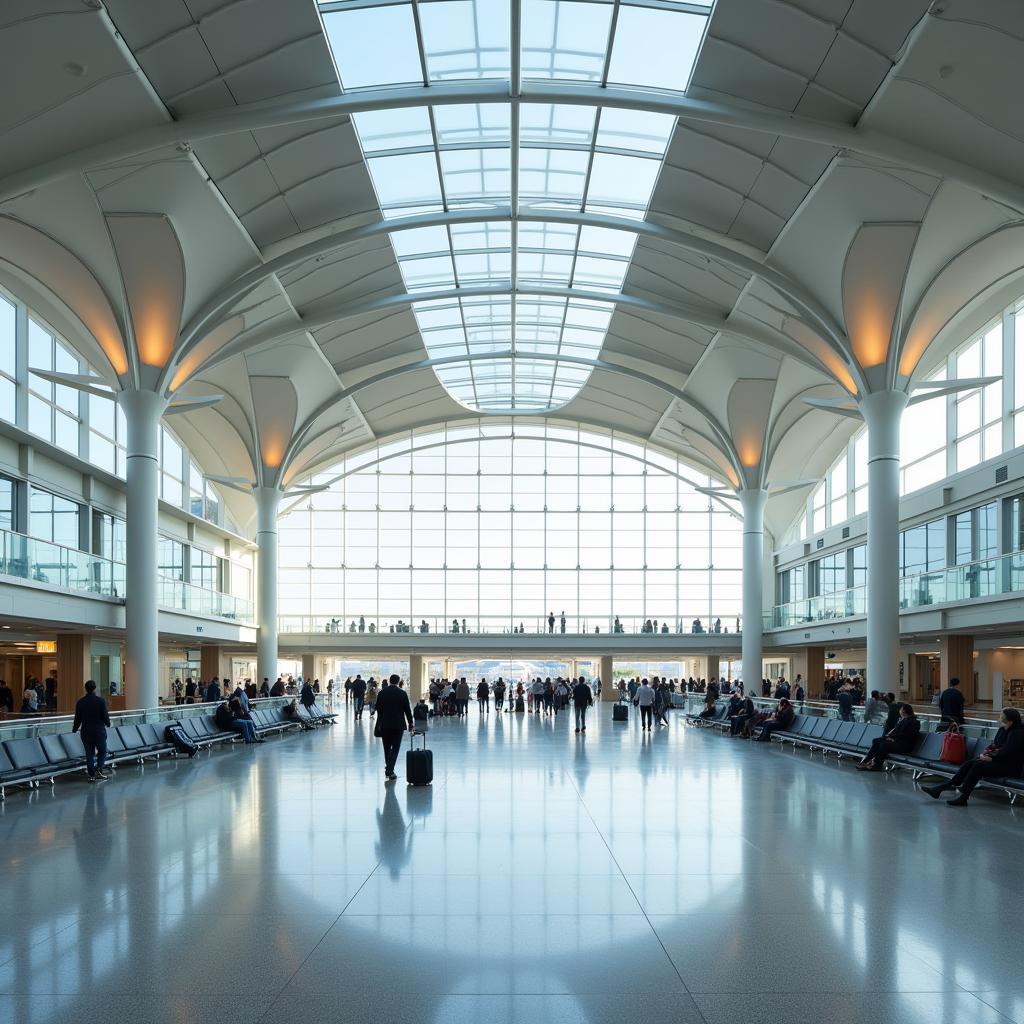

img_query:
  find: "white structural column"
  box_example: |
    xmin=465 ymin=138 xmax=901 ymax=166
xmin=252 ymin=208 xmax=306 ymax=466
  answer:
xmin=118 ymin=390 xmax=167 ymax=710
xmin=739 ymin=488 xmax=768 ymax=689
xmin=408 ymin=654 xmax=425 ymax=701
xmin=255 ymin=487 xmax=282 ymax=684
xmin=861 ymin=391 xmax=908 ymax=692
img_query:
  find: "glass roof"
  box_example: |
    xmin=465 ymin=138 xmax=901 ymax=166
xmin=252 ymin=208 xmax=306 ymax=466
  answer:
xmin=318 ymin=0 xmax=712 ymax=412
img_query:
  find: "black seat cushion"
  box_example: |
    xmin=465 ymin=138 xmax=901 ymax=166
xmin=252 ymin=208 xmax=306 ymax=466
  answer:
xmin=3 ymin=738 xmax=49 ymax=771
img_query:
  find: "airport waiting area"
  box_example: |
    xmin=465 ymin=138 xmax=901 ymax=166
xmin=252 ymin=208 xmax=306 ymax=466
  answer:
xmin=3 ymin=0 xmax=1024 ymax=1021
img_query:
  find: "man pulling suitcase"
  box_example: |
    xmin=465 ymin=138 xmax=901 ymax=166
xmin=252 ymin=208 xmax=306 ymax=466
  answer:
xmin=373 ymin=674 xmax=414 ymax=783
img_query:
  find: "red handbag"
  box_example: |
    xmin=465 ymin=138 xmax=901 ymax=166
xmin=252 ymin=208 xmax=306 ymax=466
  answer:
xmin=940 ymin=724 xmax=967 ymax=764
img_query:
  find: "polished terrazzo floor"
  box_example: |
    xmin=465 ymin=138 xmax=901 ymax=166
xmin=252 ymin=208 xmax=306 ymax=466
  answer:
xmin=1 ymin=701 xmax=1022 ymax=1024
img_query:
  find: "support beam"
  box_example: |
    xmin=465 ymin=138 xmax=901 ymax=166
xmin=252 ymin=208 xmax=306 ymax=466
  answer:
xmin=5 ymin=80 xmax=1024 ymax=211
xmin=408 ymin=653 xmax=426 ymax=702
xmin=739 ymin=488 xmax=768 ymax=693
xmin=600 ymin=654 xmax=614 ymax=700
xmin=860 ymin=391 xmax=908 ymax=695
xmin=804 ymin=647 xmax=825 ymax=700
xmin=200 ymin=645 xmax=223 ymax=684
xmin=119 ymin=389 xmax=167 ymax=710
xmin=56 ymin=635 xmax=91 ymax=715
xmin=706 ymin=654 xmax=720 ymax=686
xmin=940 ymin=635 xmax=975 ymax=705
xmin=255 ymin=487 xmax=282 ymax=686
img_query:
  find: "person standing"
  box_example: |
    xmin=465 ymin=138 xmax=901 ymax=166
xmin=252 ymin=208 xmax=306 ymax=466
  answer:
xmin=374 ymin=673 xmax=414 ymax=782
xmin=938 ymin=677 xmax=966 ymax=728
xmin=366 ymin=678 xmax=379 ymax=718
xmin=572 ymin=676 xmax=592 ymax=733
xmin=455 ymin=677 xmax=470 ymax=717
xmin=351 ymin=674 xmax=367 ymax=719
xmin=476 ymin=678 xmax=490 ymax=713
xmin=635 ymin=678 xmax=655 ymax=731
xmin=548 ymin=611 xmax=555 ymax=634
xmin=73 ymin=680 xmax=111 ymax=782
xmin=836 ymin=681 xmax=855 ymax=722
xmin=531 ymin=676 xmax=545 ymax=712
xmin=560 ymin=611 xmax=566 ymax=634
xmin=493 ymin=677 xmax=506 ymax=712
xmin=205 ymin=677 xmax=221 ymax=703
xmin=0 ymin=679 xmax=13 ymax=714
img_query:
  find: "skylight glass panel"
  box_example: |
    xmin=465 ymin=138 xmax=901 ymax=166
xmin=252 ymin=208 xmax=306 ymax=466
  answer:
xmin=521 ymin=0 xmax=613 ymax=81
xmin=578 ymin=226 xmax=638 ymax=259
xmin=440 ymin=148 xmax=511 ymax=205
xmin=419 ymin=0 xmax=511 ymax=81
xmin=606 ymin=5 xmax=706 ymax=92
xmin=366 ymin=152 xmax=443 ymax=213
xmin=390 ymin=225 xmax=450 ymax=259
xmin=520 ymin=105 xmax=597 ymax=148
xmin=434 ymin=105 xmax=511 ymax=147
xmin=519 ymin=147 xmax=590 ymax=207
xmin=595 ymin=109 xmax=676 ymax=157
xmin=321 ymin=6 xmax=423 ymax=90
xmin=350 ymin=108 xmax=434 ymax=154
xmin=321 ymin=0 xmax=713 ymax=414
xmin=585 ymin=152 xmax=661 ymax=216
xmin=401 ymin=254 xmax=457 ymax=291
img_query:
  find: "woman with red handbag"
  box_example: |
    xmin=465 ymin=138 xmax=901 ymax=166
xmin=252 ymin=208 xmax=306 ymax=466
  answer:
xmin=922 ymin=709 xmax=1024 ymax=806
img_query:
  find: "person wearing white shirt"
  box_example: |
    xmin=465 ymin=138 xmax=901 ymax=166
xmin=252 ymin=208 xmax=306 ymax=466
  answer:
xmin=635 ymin=680 xmax=655 ymax=731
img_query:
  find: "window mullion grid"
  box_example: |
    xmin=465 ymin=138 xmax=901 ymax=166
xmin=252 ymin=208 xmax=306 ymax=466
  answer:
xmin=510 ymin=0 xmax=521 ymax=409
xmin=1005 ymin=304 xmax=1017 ymax=451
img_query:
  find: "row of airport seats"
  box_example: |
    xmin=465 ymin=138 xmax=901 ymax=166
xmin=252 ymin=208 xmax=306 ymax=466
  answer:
xmin=0 ymin=701 xmax=336 ymax=800
xmin=687 ymin=701 xmax=1024 ymax=804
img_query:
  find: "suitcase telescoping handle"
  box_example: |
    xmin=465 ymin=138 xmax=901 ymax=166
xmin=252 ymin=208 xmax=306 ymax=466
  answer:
xmin=413 ymin=729 xmax=427 ymax=749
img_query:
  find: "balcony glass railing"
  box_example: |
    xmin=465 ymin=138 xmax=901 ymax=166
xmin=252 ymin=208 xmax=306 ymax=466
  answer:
xmin=157 ymin=577 xmax=253 ymax=623
xmin=0 ymin=526 xmax=124 ymax=597
xmin=0 ymin=526 xmax=253 ymax=623
xmin=279 ymin=613 xmax=742 ymax=637
xmin=769 ymin=551 xmax=1024 ymax=629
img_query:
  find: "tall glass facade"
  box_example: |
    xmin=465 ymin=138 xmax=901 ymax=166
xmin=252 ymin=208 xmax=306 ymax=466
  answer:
xmin=278 ymin=422 xmax=742 ymax=634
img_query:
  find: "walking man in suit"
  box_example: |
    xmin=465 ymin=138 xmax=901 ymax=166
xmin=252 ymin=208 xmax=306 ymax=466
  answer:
xmin=374 ymin=673 xmax=413 ymax=782
xmin=73 ymin=680 xmax=111 ymax=782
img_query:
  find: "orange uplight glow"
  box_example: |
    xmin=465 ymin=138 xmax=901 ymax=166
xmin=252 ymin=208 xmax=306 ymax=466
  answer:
xmin=848 ymin=293 xmax=891 ymax=369
xmin=737 ymin=438 xmax=762 ymax=469
xmin=135 ymin=305 xmax=176 ymax=369
xmin=262 ymin=438 xmax=286 ymax=469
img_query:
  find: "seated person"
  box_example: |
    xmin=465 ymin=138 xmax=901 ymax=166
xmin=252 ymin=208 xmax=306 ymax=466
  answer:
xmin=283 ymin=697 xmax=315 ymax=731
xmin=856 ymin=703 xmax=920 ymax=771
xmin=755 ymin=698 xmax=794 ymax=742
xmin=729 ymin=695 xmax=756 ymax=736
xmin=215 ymin=696 xmax=260 ymax=744
xmin=923 ymin=708 xmax=1024 ymax=806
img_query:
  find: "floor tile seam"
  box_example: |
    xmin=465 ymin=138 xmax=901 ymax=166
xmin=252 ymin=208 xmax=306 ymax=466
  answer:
xmin=562 ymin=772 xmax=710 ymax=1022
xmin=253 ymin=861 xmax=384 ymax=1024
xmin=971 ymin=991 xmax=1020 ymax=1023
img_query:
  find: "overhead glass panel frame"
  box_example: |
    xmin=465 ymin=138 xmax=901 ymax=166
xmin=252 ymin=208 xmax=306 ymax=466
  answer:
xmin=318 ymin=0 xmax=712 ymax=411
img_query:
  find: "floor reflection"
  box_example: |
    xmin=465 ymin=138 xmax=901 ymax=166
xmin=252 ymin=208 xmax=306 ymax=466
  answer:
xmin=0 ymin=711 xmax=1019 ymax=1024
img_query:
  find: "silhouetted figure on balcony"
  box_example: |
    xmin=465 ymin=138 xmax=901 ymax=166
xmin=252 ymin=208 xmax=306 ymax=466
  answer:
xmin=548 ymin=611 xmax=555 ymax=633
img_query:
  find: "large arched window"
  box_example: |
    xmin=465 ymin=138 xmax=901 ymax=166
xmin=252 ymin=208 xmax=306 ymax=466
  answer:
xmin=278 ymin=421 xmax=742 ymax=633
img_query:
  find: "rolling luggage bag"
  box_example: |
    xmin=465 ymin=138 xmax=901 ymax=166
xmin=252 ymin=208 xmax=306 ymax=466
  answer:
xmin=613 ymin=704 xmax=628 ymax=722
xmin=515 ymin=695 xmax=525 ymax=712
xmin=406 ymin=731 xmax=433 ymax=786
xmin=165 ymin=723 xmax=199 ymax=758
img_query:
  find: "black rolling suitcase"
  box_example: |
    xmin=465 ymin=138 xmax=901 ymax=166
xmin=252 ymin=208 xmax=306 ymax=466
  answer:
xmin=406 ymin=732 xmax=433 ymax=786
xmin=165 ymin=723 xmax=199 ymax=758
xmin=613 ymin=704 xmax=628 ymax=722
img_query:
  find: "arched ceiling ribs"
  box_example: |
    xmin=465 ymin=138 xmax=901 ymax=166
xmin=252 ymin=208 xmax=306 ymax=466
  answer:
xmin=4 ymin=80 xmax=1024 ymax=212
xmin=180 ymin=210 xmax=843 ymax=356
xmin=193 ymin=282 xmax=836 ymax=383
xmin=289 ymin=431 xmax=742 ymax=520
xmin=277 ymin=349 xmax=744 ymax=487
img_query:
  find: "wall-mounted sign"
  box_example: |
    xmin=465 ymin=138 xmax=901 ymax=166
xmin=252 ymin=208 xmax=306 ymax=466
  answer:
xmin=186 ymin=649 xmax=201 ymax=662
xmin=35 ymin=640 xmax=56 ymax=654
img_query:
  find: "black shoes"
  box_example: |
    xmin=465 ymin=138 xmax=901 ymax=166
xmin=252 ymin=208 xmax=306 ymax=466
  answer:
xmin=946 ymin=795 xmax=969 ymax=806
xmin=922 ymin=785 xmax=946 ymax=799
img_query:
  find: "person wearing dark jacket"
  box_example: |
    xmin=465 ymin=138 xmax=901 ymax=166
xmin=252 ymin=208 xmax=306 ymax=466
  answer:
xmin=729 ymin=695 xmax=756 ymax=736
xmin=72 ymin=680 xmax=111 ymax=781
xmin=0 ymin=680 xmax=13 ymax=713
xmin=270 ymin=677 xmax=286 ymax=697
xmin=923 ymin=708 xmax=1024 ymax=805
xmin=184 ymin=679 xmax=197 ymax=704
xmin=374 ymin=673 xmax=413 ymax=781
xmin=938 ymin=678 xmax=966 ymax=727
xmin=836 ymin=683 xmax=855 ymax=722
xmin=350 ymin=674 xmax=367 ymax=719
xmin=205 ymin=678 xmax=221 ymax=703
xmin=857 ymin=703 xmax=920 ymax=771
xmin=755 ymin=698 xmax=794 ymax=742
xmin=572 ymin=677 xmax=592 ymax=733
xmin=883 ymin=694 xmax=900 ymax=732
xmin=476 ymin=679 xmax=490 ymax=713
xmin=300 ymin=680 xmax=316 ymax=710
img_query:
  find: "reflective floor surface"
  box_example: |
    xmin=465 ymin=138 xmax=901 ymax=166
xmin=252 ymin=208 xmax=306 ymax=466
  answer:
xmin=1 ymin=703 xmax=1022 ymax=1024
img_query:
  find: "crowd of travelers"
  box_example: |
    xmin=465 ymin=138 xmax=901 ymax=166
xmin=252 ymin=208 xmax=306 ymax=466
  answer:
xmin=0 ymin=671 xmax=60 ymax=716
